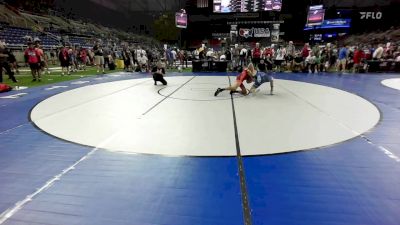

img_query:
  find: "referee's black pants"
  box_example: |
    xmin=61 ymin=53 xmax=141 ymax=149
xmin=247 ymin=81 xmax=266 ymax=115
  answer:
xmin=153 ymin=73 xmax=167 ymax=85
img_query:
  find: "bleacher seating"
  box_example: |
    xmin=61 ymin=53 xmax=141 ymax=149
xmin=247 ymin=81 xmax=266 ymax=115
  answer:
xmin=0 ymin=26 xmax=59 ymax=47
xmin=0 ymin=2 xmax=162 ymax=51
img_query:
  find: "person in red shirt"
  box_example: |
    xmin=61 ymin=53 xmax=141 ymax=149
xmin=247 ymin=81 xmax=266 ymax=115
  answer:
xmin=353 ymin=46 xmax=365 ymax=73
xmin=262 ymin=45 xmax=275 ymax=59
xmin=24 ymin=42 xmax=41 ymax=82
xmin=214 ymin=63 xmax=256 ymax=96
xmin=59 ymin=46 xmax=70 ymax=76
xmin=301 ymin=43 xmax=310 ymax=59
xmin=35 ymin=41 xmax=50 ymax=75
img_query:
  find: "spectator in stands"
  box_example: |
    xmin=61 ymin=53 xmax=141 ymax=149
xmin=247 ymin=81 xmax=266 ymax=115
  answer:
xmin=206 ymin=48 xmax=215 ymax=60
xmin=363 ymin=45 xmax=372 ymax=60
xmin=373 ymin=44 xmax=384 ymax=60
xmin=293 ymin=51 xmax=304 ymax=73
xmin=383 ymin=42 xmax=394 ymax=59
xmin=252 ymin=43 xmax=262 ymax=68
xmin=263 ymin=45 xmax=273 ymax=60
xmin=219 ymin=51 xmax=226 ymax=61
xmin=137 ymin=53 xmax=148 ymax=72
xmin=306 ymin=51 xmax=317 ymax=74
xmin=59 ymin=46 xmax=70 ymax=76
xmin=24 ymin=41 xmax=41 ymax=82
xmin=0 ymin=41 xmax=18 ymax=83
xmin=353 ymin=45 xmax=365 ymax=73
xmin=394 ymin=46 xmax=400 ymax=62
xmin=93 ymin=42 xmax=105 ymax=74
xmin=301 ymin=43 xmax=310 ymax=59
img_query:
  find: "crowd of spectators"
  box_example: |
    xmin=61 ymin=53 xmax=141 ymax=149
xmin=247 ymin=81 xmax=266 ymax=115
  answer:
xmin=192 ymin=40 xmax=400 ymax=73
xmin=47 ymin=41 xmax=165 ymax=75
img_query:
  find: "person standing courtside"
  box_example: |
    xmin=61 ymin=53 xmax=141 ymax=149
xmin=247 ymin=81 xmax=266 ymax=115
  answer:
xmin=0 ymin=40 xmax=18 ymax=83
xmin=252 ymin=43 xmax=262 ymax=68
xmin=59 ymin=45 xmax=70 ymax=76
xmin=93 ymin=42 xmax=105 ymax=74
xmin=24 ymin=41 xmax=41 ymax=82
xmin=286 ymin=41 xmax=295 ymax=71
xmin=233 ymin=44 xmax=241 ymax=70
xmin=35 ymin=40 xmax=50 ymax=75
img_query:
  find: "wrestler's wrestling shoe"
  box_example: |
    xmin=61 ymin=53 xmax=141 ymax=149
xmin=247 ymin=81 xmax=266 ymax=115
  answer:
xmin=214 ymin=88 xmax=223 ymax=96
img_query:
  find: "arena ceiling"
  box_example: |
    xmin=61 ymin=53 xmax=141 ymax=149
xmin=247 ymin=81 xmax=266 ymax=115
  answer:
xmin=86 ymin=0 xmax=400 ymax=11
xmin=322 ymin=0 xmax=398 ymax=8
xmin=86 ymin=0 xmax=184 ymax=12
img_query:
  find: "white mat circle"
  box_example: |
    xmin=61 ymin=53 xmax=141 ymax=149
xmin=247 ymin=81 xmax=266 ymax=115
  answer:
xmin=31 ymin=76 xmax=380 ymax=156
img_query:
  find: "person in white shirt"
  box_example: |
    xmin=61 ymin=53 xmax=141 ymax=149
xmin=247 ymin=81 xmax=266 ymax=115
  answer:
xmin=373 ymin=44 xmax=384 ymax=60
xmin=240 ymin=46 xmax=247 ymax=67
xmin=220 ymin=54 xmax=226 ymax=61
xmin=171 ymin=48 xmax=177 ymax=67
xmin=137 ymin=53 xmax=148 ymax=72
xmin=306 ymin=51 xmax=317 ymax=73
xmin=274 ymin=45 xmax=286 ymax=72
xmin=206 ymin=48 xmax=214 ymax=59
xmin=193 ymin=49 xmax=199 ymax=60
xmin=233 ymin=44 xmax=241 ymax=69
xmin=136 ymin=47 xmax=146 ymax=59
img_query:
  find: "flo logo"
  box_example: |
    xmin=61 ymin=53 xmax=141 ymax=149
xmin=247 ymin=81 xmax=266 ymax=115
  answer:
xmin=239 ymin=28 xmax=252 ymax=38
xmin=360 ymin=12 xmax=382 ymax=19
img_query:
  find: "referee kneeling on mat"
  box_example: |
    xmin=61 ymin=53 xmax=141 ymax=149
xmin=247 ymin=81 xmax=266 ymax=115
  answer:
xmin=152 ymin=60 xmax=167 ymax=85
